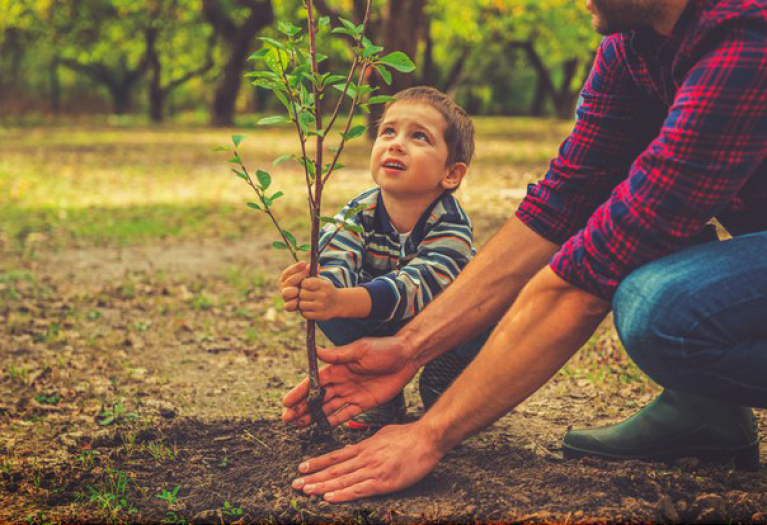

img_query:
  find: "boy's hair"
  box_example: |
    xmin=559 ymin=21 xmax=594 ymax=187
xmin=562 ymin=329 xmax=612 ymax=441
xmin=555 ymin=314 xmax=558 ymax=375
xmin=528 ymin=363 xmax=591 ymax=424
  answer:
xmin=381 ymin=86 xmax=475 ymax=167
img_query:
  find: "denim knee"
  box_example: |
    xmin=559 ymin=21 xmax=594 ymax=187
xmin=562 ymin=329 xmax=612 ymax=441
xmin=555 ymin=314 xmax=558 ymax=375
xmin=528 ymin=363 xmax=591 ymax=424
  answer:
xmin=613 ymin=266 xmax=689 ymax=388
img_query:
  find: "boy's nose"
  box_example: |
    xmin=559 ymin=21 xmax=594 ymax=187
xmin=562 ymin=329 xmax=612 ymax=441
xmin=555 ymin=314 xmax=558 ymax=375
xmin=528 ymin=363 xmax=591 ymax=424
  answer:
xmin=388 ymin=141 xmax=405 ymax=154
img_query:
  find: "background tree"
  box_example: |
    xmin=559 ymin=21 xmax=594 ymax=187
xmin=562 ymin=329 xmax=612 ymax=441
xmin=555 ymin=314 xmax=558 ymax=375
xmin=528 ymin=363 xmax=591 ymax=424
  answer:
xmin=145 ymin=0 xmax=217 ymax=122
xmin=202 ymin=0 xmax=275 ymax=126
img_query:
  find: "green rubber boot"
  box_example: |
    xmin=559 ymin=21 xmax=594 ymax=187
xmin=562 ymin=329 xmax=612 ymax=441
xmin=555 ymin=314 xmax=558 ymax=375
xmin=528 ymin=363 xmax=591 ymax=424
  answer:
xmin=563 ymin=390 xmax=759 ymax=470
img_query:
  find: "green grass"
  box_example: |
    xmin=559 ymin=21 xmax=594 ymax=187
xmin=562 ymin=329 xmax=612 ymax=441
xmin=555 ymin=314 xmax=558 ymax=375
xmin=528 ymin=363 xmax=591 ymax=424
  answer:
xmin=0 ymin=120 xmax=571 ymax=253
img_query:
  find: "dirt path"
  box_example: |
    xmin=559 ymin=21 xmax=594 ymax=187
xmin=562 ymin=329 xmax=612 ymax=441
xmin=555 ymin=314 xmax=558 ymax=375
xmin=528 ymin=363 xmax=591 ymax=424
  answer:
xmin=1 ymin=238 xmax=766 ymax=523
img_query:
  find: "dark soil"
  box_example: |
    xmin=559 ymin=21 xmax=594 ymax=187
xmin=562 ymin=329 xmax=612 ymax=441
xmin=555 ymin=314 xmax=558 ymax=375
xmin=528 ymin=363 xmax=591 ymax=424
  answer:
xmin=20 ymin=418 xmax=767 ymax=523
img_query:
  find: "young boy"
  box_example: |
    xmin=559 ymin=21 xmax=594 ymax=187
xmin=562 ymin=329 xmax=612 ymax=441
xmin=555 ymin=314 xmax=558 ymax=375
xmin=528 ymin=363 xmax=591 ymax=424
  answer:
xmin=279 ymin=86 xmax=490 ymax=428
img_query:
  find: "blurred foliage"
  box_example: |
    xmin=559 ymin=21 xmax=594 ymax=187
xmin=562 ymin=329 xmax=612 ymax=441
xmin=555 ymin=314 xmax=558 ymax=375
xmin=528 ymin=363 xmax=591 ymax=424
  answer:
xmin=0 ymin=0 xmax=599 ymax=120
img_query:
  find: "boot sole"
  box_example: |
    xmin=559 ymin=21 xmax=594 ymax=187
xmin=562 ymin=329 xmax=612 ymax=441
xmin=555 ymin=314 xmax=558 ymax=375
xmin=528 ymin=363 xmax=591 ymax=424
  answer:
xmin=562 ymin=441 xmax=760 ymax=471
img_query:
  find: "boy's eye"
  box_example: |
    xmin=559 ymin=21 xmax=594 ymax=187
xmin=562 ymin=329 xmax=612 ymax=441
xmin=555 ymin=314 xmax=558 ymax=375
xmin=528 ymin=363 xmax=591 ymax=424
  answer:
xmin=413 ymin=131 xmax=430 ymax=142
xmin=380 ymin=127 xmax=395 ymax=136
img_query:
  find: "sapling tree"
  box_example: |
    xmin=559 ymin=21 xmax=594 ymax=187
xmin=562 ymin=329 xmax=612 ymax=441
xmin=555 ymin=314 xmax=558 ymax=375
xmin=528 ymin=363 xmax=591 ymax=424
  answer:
xmin=216 ymin=0 xmax=415 ymax=429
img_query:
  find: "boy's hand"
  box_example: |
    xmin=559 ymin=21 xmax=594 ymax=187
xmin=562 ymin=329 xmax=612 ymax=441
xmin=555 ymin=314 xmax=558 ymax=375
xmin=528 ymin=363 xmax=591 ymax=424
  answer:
xmin=294 ymin=277 xmax=343 ymax=321
xmin=279 ymin=261 xmax=309 ymax=313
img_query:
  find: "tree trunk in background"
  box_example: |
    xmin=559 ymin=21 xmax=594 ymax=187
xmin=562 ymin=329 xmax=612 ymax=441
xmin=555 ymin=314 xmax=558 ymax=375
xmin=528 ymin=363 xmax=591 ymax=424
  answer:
xmin=202 ymin=0 xmax=274 ymax=127
xmin=49 ymin=57 xmax=61 ymax=115
xmin=366 ymin=0 xmax=426 ymax=136
xmin=59 ymin=54 xmax=149 ymax=115
xmin=146 ymin=27 xmax=164 ymax=122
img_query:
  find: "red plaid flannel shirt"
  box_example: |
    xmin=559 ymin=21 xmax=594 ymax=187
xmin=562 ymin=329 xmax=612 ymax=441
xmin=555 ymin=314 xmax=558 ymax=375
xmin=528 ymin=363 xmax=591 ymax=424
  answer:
xmin=516 ymin=0 xmax=767 ymax=300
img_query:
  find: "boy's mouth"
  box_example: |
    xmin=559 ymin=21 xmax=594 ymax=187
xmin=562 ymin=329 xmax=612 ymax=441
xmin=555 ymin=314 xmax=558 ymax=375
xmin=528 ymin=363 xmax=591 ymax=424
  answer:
xmin=382 ymin=158 xmax=407 ymax=172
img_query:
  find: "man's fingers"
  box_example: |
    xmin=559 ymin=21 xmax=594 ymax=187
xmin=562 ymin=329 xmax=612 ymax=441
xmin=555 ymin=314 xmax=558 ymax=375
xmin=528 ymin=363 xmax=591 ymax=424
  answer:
xmin=282 ymin=378 xmax=309 ymax=409
xmin=316 ymin=343 xmax=362 ymax=365
xmin=324 ymin=479 xmax=385 ymax=503
xmin=321 ymin=397 xmax=350 ymax=418
xmin=298 ymin=444 xmax=359 ymax=475
xmin=301 ymin=468 xmax=374 ymax=497
xmin=327 ymin=403 xmax=363 ymax=427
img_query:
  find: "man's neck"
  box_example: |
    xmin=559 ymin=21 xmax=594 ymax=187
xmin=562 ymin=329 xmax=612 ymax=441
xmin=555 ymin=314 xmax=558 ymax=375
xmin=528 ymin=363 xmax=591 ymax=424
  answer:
xmin=381 ymin=190 xmax=443 ymax=233
xmin=651 ymin=0 xmax=689 ymax=36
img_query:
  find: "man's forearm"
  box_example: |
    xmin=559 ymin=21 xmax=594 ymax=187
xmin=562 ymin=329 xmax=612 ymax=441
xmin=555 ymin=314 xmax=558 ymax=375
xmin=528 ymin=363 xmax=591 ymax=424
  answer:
xmin=400 ymin=216 xmax=559 ymax=368
xmin=419 ymin=267 xmax=611 ymax=453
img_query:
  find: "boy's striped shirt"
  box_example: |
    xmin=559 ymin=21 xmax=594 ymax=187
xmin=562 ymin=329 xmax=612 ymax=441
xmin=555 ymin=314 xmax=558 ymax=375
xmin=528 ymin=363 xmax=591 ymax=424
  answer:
xmin=319 ymin=188 xmax=475 ymax=322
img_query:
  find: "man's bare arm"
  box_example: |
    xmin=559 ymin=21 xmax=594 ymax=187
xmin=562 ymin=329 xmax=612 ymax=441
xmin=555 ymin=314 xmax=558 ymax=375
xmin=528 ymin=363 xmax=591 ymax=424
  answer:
xmin=292 ymin=267 xmax=611 ymax=502
xmin=401 ymin=215 xmax=559 ymax=367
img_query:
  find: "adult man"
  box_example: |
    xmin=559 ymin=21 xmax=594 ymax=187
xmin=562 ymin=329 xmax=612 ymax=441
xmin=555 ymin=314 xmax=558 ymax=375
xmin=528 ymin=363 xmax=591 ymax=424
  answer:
xmin=282 ymin=0 xmax=767 ymax=503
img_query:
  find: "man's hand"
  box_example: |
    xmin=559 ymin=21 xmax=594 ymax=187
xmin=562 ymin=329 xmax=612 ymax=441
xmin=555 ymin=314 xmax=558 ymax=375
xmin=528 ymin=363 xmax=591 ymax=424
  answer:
xmin=291 ymin=422 xmax=443 ymax=502
xmin=282 ymin=336 xmax=418 ymax=426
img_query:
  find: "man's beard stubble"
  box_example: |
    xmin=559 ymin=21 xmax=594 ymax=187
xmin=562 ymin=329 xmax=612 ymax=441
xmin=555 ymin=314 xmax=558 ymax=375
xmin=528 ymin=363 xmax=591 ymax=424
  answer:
xmin=589 ymin=0 xmax=664 ymax=34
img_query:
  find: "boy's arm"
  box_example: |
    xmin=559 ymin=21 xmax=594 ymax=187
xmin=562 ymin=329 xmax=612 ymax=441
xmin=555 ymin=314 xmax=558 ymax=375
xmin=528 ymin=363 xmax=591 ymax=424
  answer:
xmin=360 ymin=217 xmax=473 ymax=322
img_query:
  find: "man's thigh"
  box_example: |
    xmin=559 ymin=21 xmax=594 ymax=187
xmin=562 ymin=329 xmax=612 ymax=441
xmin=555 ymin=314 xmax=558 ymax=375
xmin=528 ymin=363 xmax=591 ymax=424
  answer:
xmin=613 ymin=231 xmax=767 ymax=406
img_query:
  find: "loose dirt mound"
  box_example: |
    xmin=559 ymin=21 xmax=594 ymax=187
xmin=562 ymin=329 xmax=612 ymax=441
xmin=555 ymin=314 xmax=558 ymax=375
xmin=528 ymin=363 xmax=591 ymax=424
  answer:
xmin=24 ymin=418 xmax=767 ymax=523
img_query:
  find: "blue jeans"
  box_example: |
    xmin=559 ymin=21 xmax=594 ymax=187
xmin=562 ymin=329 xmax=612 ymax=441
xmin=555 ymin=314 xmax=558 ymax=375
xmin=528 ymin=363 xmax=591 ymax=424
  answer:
xmin=318 ymin=317 xmax=493 ymax=408
xmin=613 ymin=231 xmax=767 ymax=408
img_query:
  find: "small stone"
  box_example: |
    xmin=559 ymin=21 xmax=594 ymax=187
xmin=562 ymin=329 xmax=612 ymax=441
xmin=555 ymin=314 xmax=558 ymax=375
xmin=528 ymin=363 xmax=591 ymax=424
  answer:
xmin=264 ymin=307 xmax=278 ymax=322
xmin=752 ymin=512 xmax=767 ymax=521
xmin=573 ymin=510 xmax=584 ymax=520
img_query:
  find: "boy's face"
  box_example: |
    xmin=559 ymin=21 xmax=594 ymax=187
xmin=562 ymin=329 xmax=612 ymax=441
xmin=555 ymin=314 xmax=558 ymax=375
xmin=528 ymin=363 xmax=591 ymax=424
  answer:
xmin=370 ymin=101 xmax=464 ymax=200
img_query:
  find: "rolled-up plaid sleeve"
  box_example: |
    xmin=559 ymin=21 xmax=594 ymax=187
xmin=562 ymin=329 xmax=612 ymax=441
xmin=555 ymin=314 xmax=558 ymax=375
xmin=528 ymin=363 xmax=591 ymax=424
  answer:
xmin=551 ymin=21 xmax=767 ymax=300
xmin=516 ymin=35 xmax=657 ymax=245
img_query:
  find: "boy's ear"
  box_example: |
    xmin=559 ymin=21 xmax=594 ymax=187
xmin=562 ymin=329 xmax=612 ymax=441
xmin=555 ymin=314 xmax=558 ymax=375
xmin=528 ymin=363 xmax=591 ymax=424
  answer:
xmin=441 ymin=162 xmax=468 ymax=191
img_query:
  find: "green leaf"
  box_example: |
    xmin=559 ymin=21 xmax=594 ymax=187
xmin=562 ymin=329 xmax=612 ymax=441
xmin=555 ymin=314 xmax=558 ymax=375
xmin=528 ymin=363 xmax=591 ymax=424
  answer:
xmin=232 ymin=169 xmax=248 ymax=181
xmin=379 ymin=52 xmax=415 ymax=73
xmin=298 ymin=112 xmax=316 ymax=134
xmin=343 ymin=125 xmax=366 ymax=140
xmin=272 ymin=90 xmax=292 ymax=115
xmin=248 ymin=48 xmax=270 ymax=61
xmin=270 ymin=191 xmax=284 ymax=201
xmin=332 ymin=83 xmax=357 ymax=98
xmin=344 ymin=223 xmax=365 ymax=234
xmin=273 ymin=154 xmax=295 ymax=166
xmin=298 ymin=245 xmax=311 ymax=252
xmin=366 ymin=95 xmax=395 ymax=105
xmin=272 ymin=241 xmax=289 ymax=250
xmin=323 ymin=74 xmax=347 ymax=87
xmin=318 ymin=16 xmax=330 ymax=27
xmin=281 ymin=230 xmax=297 ymax=247
xmin=320 ymin=216 xmax=337 ymax=224
xmin=258 ymin=37 xmax=286 ymax=50
xmin=256 ymin=170 xmax=271 ymax=190
xmin=278 ymin=21 xmax=301 ymax=37
xmin=228 ymin=155 xmax=242 ymax=164
xmin=245 ymin=70 xmax=280 ymax=80
xmin=257 ymin=115 xmax=288 ymax=126
xmin=344 ymin=204 xmax=366 ymax=219
xmin=339 ymin=17 xmax=357 ymax=31
xmin=331 ymin=27 xmax=355 ymax=37
xmin=316 ymin=53 xmax=328 ymax=63
xmin=376 ymin=65 xmax=392 ymax=85
xmin=247 ymin=202 xmax=262 ymax=211
xmin=212 ymin=145 xmax=230 ymax=152
xmin=232 ymin=134 xmax=246 ymax=147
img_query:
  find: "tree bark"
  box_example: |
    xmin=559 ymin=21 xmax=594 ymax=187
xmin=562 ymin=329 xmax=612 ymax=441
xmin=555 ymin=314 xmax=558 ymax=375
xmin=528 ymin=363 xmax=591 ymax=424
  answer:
xmin=202 ymin=0 xmax=274 ymax=127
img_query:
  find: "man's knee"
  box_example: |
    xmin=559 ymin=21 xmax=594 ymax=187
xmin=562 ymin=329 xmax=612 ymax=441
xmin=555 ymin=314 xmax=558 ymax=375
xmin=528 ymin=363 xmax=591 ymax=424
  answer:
xmin=613 ymin=265 xmax=690 ymax=385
